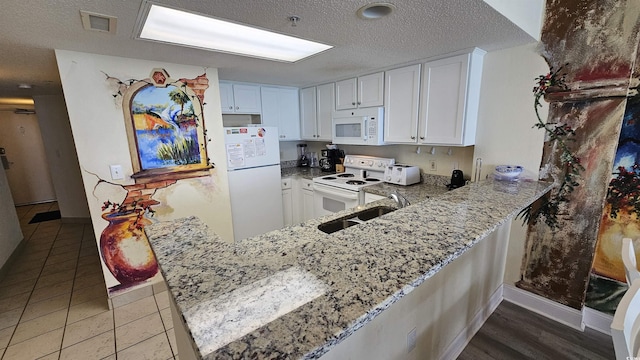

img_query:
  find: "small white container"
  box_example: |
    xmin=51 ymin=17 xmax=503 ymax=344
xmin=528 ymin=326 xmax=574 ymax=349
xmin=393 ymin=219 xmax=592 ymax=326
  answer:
xmin=493 ymin=165 xmax=523 ymax=181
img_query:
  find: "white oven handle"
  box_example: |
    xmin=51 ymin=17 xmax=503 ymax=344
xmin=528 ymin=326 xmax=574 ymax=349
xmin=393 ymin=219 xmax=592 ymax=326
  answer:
xmin=312 ymin=183 xmax=360 ymax=200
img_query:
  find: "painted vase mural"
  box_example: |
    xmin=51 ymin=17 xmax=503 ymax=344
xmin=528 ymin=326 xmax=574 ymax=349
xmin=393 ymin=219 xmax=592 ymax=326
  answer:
xmin=100 ymin=210 xmax=158 ymax=284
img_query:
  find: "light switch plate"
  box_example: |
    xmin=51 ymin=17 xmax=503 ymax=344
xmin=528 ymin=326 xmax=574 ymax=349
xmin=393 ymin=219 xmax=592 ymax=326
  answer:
xmin=110 ymin=165 xmax=124 ymax=180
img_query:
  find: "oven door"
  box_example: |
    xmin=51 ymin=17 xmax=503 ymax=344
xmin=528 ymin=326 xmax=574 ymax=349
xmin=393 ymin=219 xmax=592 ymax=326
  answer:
xmin=313 ymin=183 xmax=361 ymax=217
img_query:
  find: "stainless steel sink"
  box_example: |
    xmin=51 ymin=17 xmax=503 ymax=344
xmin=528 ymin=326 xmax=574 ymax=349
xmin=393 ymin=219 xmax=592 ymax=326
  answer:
xmin=317 ymin=206 xmax=396 ymax=234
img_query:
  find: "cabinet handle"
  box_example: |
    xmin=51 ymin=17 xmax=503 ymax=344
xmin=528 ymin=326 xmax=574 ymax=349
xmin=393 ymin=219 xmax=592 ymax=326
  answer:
xmin=352 ymin=102 xmax=356 ymax=105
xmin=357 ymin=102 xmax=361 ymax=105
xmin=411 ymin=136 xmax=416 ymax=140
xmin=229 ymin=106 xmax=233 ymax=110
xmin=420 ymin=136 xmax=425 ymax=140
xmin=235 ymin=106 xmax=239 ymax=110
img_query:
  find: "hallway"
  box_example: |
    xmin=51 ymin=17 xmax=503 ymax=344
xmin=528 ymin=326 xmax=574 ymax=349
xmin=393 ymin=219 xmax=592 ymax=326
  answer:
xmin=0 ymin=202 xmax=178 ymax=359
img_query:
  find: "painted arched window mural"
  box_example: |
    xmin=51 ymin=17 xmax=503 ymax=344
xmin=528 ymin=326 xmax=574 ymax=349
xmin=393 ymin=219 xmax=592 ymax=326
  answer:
xmin=122 ymin=68 xmax=211 ymax=181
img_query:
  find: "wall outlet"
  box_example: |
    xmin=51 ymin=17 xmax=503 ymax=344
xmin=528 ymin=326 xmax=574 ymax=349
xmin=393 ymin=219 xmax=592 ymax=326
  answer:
xmin=452 ymin=161 xmax=459 ymax=170
xmin=109 ymin=164 xmax=124 ymax=180
xmin=429 ymin=160 xmax=437 ymax=171
xmin=407 ymin=327 xmax=417 ymax=352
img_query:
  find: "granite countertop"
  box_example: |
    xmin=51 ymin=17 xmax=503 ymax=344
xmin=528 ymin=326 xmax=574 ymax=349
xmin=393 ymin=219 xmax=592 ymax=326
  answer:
xmin=146 ymin=179 xmax=553 ymax=359
xmin=281 ymin=166 xmax=330 ymax=180
xmin=363 ymin=182 xmax=449 ymax=204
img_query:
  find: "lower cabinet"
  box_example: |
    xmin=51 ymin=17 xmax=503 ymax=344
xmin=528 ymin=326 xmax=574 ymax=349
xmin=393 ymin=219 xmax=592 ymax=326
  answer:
xmin=281 ymin=178 xmax=294 ymax=226
xmin=300 ymin=179 xmax=315 ymax=222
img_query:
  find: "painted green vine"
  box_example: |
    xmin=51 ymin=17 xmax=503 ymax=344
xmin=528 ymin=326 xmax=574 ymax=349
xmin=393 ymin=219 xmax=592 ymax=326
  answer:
xmin=518 ymin=65 xmax=585 ymax=230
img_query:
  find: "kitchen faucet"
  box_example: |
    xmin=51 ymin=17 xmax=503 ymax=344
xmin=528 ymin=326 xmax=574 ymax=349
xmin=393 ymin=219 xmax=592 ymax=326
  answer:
xmin=389 ymin=190 xmax=410 ymax=208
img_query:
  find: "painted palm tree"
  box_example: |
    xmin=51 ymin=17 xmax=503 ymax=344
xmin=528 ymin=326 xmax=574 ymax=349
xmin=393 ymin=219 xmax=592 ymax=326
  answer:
xmin=168 ymin=88 xmax=190 ymax=120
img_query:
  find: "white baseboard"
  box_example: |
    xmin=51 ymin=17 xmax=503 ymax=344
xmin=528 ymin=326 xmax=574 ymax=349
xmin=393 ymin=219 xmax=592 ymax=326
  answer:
xmin=582 ymin=307 xmax=613 ymax=335
xmin=441 ymin=284 xmax=504 ymax=360
xmin=502 ymin=284 xmax=584 ymax=331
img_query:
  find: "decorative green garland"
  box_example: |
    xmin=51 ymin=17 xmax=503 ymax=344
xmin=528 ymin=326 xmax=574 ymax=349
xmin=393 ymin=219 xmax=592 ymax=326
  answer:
xmin=518 ymin=65 xmax=585 ymax=229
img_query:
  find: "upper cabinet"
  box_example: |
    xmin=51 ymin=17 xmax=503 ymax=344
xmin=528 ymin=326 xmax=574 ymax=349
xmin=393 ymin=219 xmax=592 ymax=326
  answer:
xmin=261 ymin=86 xmax=300 ymax=141
xmin=220 ymin=82 xmax=262 ymax=114
xmin=418 ymin=49 xmax=485 ymax=146
xmin=383 ymin=64 xmax=422 ymax=144
xmin=301 ymin=83 xmax=335 ymax=141
xmin=335 ymin=72 xmax=384 ymax=110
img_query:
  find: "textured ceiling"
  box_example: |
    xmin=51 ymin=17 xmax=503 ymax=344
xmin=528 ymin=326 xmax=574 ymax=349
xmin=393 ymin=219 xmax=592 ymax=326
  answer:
xmin=0 ymin=0 xmax=535 ymax=101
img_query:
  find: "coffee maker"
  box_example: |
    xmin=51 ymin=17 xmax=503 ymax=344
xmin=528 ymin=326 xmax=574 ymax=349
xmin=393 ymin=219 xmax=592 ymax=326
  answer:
xmin=319 ymin=149 xmax=341 ymax=172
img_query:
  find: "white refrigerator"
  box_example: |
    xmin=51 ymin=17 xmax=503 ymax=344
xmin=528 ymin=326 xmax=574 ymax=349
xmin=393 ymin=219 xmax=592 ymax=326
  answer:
xmin=224 ymin=126 xmax=284 ymax=241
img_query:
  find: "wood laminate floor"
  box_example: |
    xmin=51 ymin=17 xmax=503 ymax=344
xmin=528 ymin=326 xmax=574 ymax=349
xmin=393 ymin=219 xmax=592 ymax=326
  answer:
xmin=458 ymin=300 xmax=615 ymax=360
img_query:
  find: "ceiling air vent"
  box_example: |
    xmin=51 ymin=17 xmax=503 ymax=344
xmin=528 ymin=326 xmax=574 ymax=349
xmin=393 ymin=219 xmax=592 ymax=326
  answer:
xmin=80 ymin=10 xmax=117 ymax=34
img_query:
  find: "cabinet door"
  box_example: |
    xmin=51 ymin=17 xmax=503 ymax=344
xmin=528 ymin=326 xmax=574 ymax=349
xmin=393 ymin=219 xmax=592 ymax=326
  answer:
xmin=302 ymin=189 xmax=315 ymax=221
xmin=233 ymin=84 xmax=262 ymax=114
xmin=358 ymin=72 xmax=384 ymax=108
xmin=219 ymin=82 xmax=235 ymax=114
xmin=316 ymin=83 xmax=335 ymax=141
xmin=278 ymin=88 xmax=300 ymax=140
xmin=262 ymin=87 xmax=300 ymax=141
xmin=300 ymin=87 xmax=317 ymax=140
xmin=419 ymin=54 xmax=468 ymax=145
xmin=384 ymin=65 xmax=421 ymax=143
xmin=335 ymin=78 xmax=357 ymax=110
xmin=282 ymin=188 xmax=293 ymax=226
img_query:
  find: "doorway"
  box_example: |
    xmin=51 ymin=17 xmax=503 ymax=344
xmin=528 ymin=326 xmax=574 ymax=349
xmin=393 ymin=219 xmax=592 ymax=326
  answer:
xmin=0 ymin=110 xmax=56 ymax=205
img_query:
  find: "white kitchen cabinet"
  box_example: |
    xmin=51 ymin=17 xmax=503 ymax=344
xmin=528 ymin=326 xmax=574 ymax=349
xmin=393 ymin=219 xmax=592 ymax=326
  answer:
xmin=281 ymin=178 xmax=294 ymax=226
xmin=219 ymin=82 xmax=261 ymax=114
xmin=335 ymin=72 xmax=384 ymax=110
xmin=364 ymin=192 xmax=386 ymax=204
xmin=301 ymin=83 xmax=335 ymax=141
xmin=300 ymin=178 xmax=315 ymax=221
xmin=261 ymin=86 xmax=300 ymax=141
xmin=418 ymin=48 xmax=485 ymax=146
xmin=383 ymin=64 xmax=421 ymax=143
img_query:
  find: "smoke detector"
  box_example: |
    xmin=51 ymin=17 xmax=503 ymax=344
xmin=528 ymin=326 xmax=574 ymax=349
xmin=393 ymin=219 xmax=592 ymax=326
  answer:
xmin=80 ymin=10 xmax=117 ymax=34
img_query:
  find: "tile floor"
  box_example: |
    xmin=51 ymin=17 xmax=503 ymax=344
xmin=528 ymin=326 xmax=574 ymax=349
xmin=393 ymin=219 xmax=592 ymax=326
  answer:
xmin=0 ymin=202 xmax=178 ymax=359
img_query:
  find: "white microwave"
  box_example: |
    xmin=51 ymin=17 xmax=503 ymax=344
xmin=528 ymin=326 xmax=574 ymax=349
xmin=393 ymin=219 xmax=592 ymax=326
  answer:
xmin=332 ymin=107 xmax=385 ymax=145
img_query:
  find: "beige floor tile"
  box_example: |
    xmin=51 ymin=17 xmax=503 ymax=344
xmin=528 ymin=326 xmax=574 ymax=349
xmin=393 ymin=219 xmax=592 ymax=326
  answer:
xmin=29 ymin=279 xmax=73 ymax=303
xmin=74 ymin=261 xmax=103 ymax=279
xmin=167 ymin=328 xmax=177 ymax=355
xmin=41 ymin=258 xmax=77 ymax=275
xmin=0 ymin=291 xmax=30 ymax=313
xmin=70 ymin=283 xmax=108 ymax=307
xmin=10 ymin=308 xmax=67 ymax=345
xmin=37 ymin=351 xmax=60 ymax=360
xmin=160 ymin=307 xmax=173 ymax=330
xmin=49 ymin=243 xmax=81 ymax=256
xmin=2 ymin=328 xmax=63 ymax=360
xmin=62 ymin=309 xmax=113 ymax=348
xmin=102 ymin=354 xmax=117 ymax=360
xmin=60 ymin=330 xmax=115 ymax=360
xmin=22 ymin=292 xmax=71 ymax=322
xmin=155 ymin=291 xmax=170 ymax=310
xmin=114 ymin=296 xmax=158 ymax=328
xmin=77 ymin=254 xmax=101 ymax=267
xmin=0 ymin=325 xmax=14 ymax=348
xmin=0 ymin=308 xmax=23 ymax=330
xmin=44 ymin=251 xmax=79 ymax=267
xmin=7 ymin=260 xmax=44 ymax=277
xmin=35 ymin=268 xmax=75 ymax=289
xmin=67 ymin=297 xmax=110 ymax=324
xmin=0 ymin=282 xmax=36 ymax=302
xmin=115 ymin=312 xmax=164 ymax=351
xmin=0 ymin=268 xmax=40 ymax=289
xmin=73 ymin=272 xmax=105 ymax=291
xmin=117 ymin=332 xmax=173 ymax=360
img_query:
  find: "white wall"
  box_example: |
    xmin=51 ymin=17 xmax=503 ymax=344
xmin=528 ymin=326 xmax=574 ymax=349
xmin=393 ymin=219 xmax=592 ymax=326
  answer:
xmin=0 ymin=163 xmax=23 ymax=270
xmin=33 ymin=95 xmax=90 ymax=220
xmin=472 ymin=43 xmax=549 ymax=284
xmin=55 ymin=50 xmax=234 ymax=293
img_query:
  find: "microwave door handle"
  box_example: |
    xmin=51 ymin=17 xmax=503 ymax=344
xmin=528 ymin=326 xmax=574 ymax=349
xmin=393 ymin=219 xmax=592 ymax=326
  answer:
xmin=362 ymin=117 xmax=368 ymax=141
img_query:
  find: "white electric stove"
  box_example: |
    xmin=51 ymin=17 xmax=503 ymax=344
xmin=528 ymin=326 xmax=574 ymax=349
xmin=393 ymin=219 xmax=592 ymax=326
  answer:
xmin=312 ymin=155 xmax=395 ymax=216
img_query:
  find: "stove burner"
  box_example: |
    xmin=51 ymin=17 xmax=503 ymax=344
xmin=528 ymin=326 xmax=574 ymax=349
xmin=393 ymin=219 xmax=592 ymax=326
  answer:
xmin=346 ymin=180 xmax=366 ymax=185
xmin=322 ymin=176 xmax=337 ymax=180
xmin=337 ymin=173 xmax=355 ymax=178
xmin=365 ymin=178 xmax=380 ymax=182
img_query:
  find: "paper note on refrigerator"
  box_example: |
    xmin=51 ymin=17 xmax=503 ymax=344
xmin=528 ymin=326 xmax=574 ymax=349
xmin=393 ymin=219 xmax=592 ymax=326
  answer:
xmin=226 ymin=144 xmax=244 ymax=167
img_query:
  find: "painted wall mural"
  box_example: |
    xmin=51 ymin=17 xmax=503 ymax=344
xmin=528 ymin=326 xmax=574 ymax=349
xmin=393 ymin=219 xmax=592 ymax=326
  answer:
xmin=517 ymin=0 xmax=640 ymax=309
xmin=96 ymin=69 xmax=212 ymax=294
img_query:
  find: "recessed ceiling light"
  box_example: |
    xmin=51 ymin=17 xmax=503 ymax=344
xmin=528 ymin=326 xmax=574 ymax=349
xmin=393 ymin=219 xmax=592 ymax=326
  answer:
xmin=136 ymin=3 xmax=332 ymax=63
xmin=357 ymin=3 xmax=396 ymax=19
xmin=80 ymin=10 xmax=117 ymax=34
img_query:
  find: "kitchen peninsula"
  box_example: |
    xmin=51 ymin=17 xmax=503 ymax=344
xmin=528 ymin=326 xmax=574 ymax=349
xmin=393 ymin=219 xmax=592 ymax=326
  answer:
xmin=145 ymin=179 xmax=553 ymax=359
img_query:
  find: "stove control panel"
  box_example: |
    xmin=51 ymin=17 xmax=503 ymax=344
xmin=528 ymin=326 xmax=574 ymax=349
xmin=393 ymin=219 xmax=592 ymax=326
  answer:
xmin=343 ymin=155 xmax=395 ymax=170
